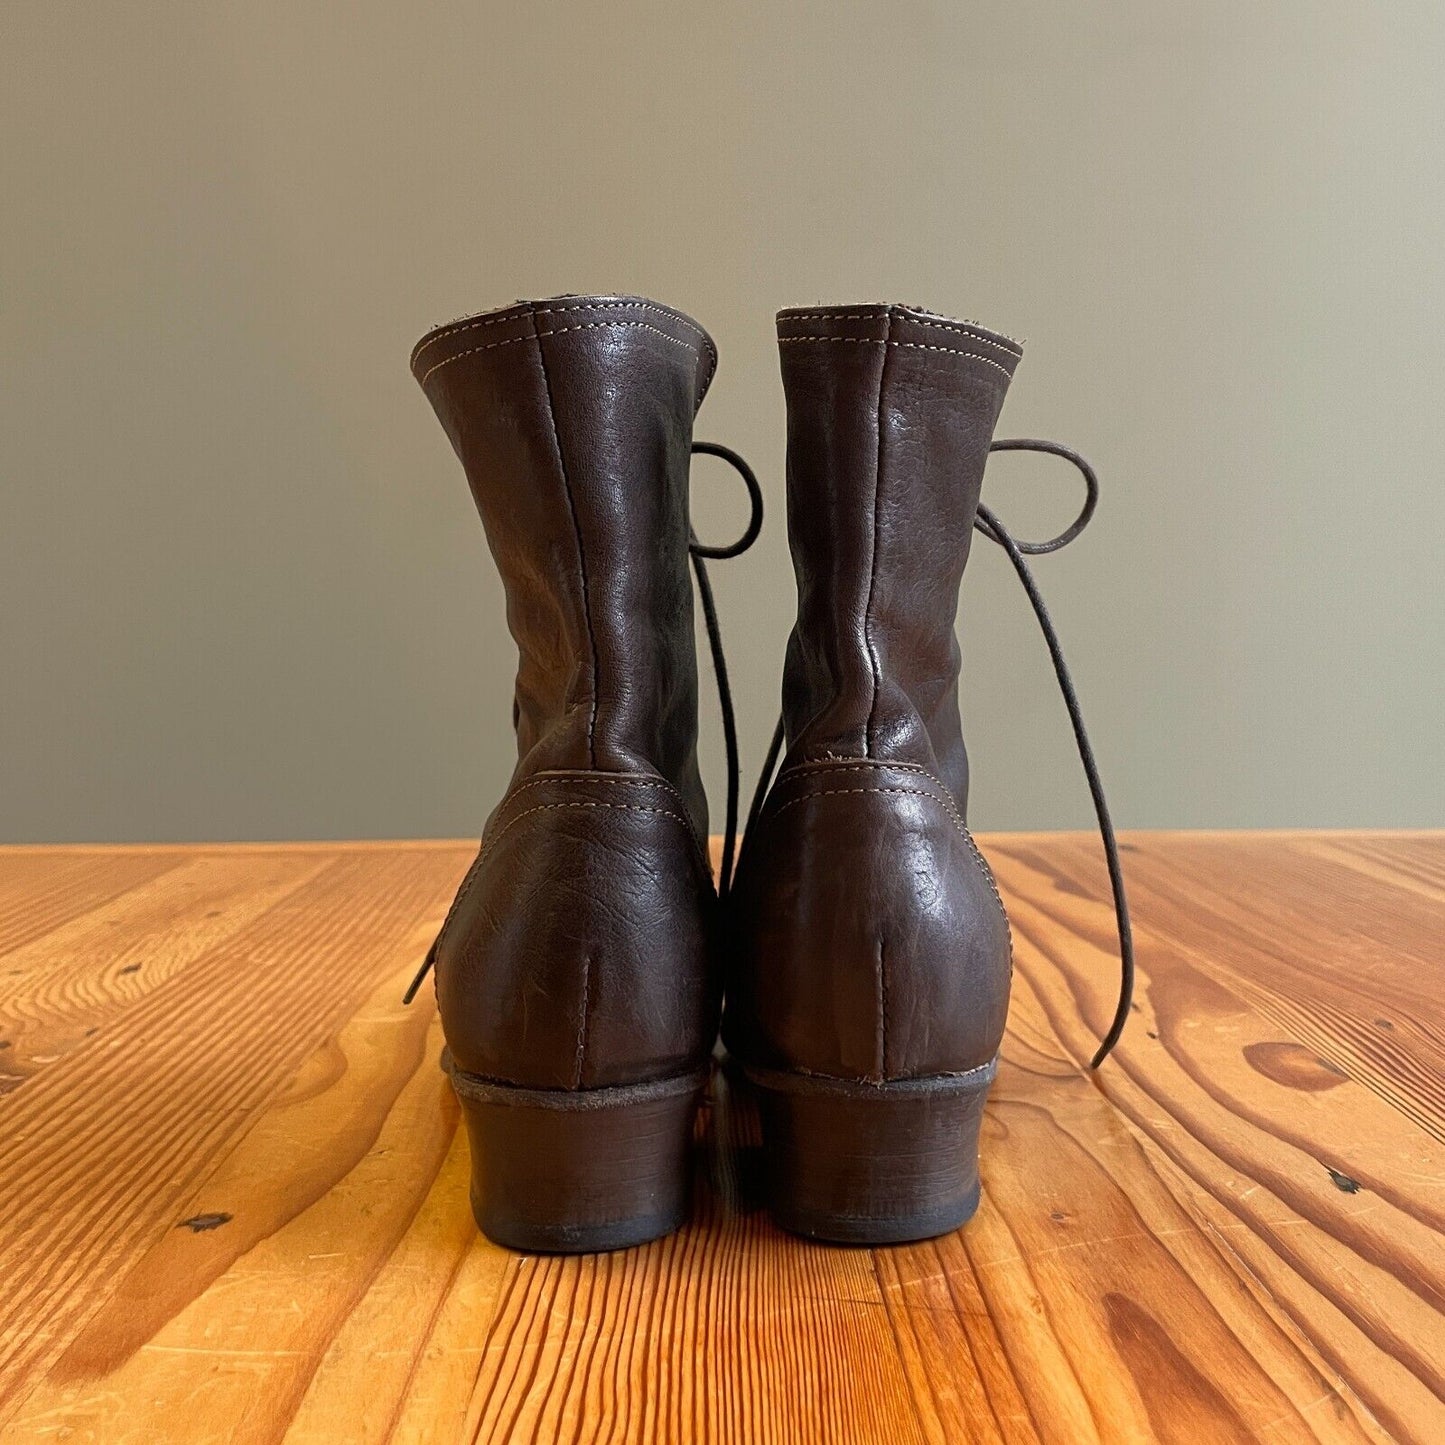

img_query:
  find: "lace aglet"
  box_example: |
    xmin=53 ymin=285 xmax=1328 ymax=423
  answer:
xmin=1088 ymin=991 xmax=1132 ymax=1069
xmin=401 ymin=947 xmax=436 ymax=1006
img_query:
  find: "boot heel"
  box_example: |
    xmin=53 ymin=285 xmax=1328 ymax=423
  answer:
xmin=745 ymin=1058 xmax=997 ymax=1245
xmin=448 ymin=1062 xmax=708 ymax=1253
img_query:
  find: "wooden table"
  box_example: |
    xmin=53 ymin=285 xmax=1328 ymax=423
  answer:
xmin=1 ymin=834 xmax=1442 ymax=1444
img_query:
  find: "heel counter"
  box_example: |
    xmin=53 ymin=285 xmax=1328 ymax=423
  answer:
xmin=434 ymin=774 xmax=716 ymax=1088
xmin=727 ymin=761 xmax=1010 ymax=1080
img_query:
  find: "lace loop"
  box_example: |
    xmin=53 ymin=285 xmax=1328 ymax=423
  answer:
xmin=976 ymin=440 xmax=1134 ymax=1066
xmin=743 ymin=438 xmax=1134 ymax=1068
xmin=980 ymin=439 xmax=1098 ymax=554
xmin=689 ymin=442 xmax=766 ymax=896
xmin=688 ymin=443 xmax=764 ymax=559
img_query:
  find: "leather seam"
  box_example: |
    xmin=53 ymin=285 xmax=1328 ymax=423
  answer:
xmin=448 ymin=1060 xmax=709 ymax=1105
xmin=774 ymin=758 xmax=930 ymax=783
xmin=426 ymin=844 xmax=486 ymax=977
xmin=862 ymin=313 xmax=891 ymax=757
xmin=573 ymin=951 xmax=593 ymax=1089
xmin=496 ymin=772 xmax=705 ymax=852
xmin=501 ymin=771 xmax=691 ymax=805
xmin=417 ymin=320 xmax=699 ymax=387
xmin=897 ymin=316 xmax=1023 ymax=352
xmin=696 ymin=334 xmax=718 ymax=400
xmin=763 ymin=783 xmax=946 ymax=823
xmin=779 ymin=309 xmax=892 ymax=321
xmin=531 ymin=317 xmax=599 ymax=769
xmin=777 ymin=335 xmax=1016 ymax=380
xmin=413 ymin=300 xmax=712 ymax=368
xmin=756 ymin=782 xmax=1012 ymax=955
xmin=876 ymin=937 xmax=888 ymax=1082
xmin=429 ymin=799 xmax=707 ymax=975
xmin=778 ymin=309 xmax=1023 ymax=350
xmin=961 ymin=828 xmax=1013 ymax=961
xmin=486 ymin=799 xmax=710 ymax=875
xmin=739 ymin=1054 xmax=997 ymax=1093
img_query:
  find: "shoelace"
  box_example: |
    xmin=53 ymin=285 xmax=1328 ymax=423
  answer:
xmin=403 ymin=441 xmax=763 ymax=1005
xmin=743 ymin=438 xmax=1135 ymax=1068
xmin=404 ymin=438 xmax=1133 ymax=1066
xmin=688 ymin=442 xmax=765 ymax=897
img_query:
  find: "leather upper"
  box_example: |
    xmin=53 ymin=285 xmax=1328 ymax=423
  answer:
xmin=774 ymin=303 xmax=1021 ymax=810
xmin=414 ymin=295 xmax=719 ymax=1089
xmin=726 ymin=304 xmax=1021 ymax=1084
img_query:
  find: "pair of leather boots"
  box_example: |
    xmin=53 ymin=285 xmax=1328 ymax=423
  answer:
xmin=407 ymin=294 xmax=1130 ymax=1253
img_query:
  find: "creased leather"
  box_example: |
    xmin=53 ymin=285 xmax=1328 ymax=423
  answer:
xmin=726 ymin=304 xmax=1020 ymax=1083
xmin=414 ymin=295 xmax=719 ymax=1090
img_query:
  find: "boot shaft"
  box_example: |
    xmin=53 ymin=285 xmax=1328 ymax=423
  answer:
xmin=413 ymin=295 xmax=716 ymax=833
xmin=411 ymin=295 xmax=722 ymax=1164
xmin=726 ymin=303 xmax=1021 ymax=1096
xmin=776 ymin=304 xmax=1021 ymax=813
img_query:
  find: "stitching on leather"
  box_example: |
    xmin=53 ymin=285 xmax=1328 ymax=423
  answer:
xmin=530 ymin=324 xmax=598 ymax=768
xmin=412 ymin=300 xmax=711 ymax=367
xmin=428 ymin=798 xmax=704 ymax=987
xmin=418 ymin=321 xmax=697 ymax=386
xmin=573 ymin=951 xmax=592 ymax=1089
xmin=779 ymin=309 xmax=890 ymax=320
xmin=862 ymin=314 xmax=891 ymax=758
xmin=484 ymin=799 xmax=701 ymax=862
xmin=777 ymin=336 xmax=1017 ymax=380
xmin=696 ymin=334 xmax=718 ymax=401
xmin=961 ymin=828 xmax=1013 ymax=959
xmin=759 ymin=782 xmax=1013 ymax=952
xmin=769 ymin=756 xmax=944 ymax=802
xmin=501 ymin=771 xmax=691 ymax=808
xmin=779 ymin=311 xmax=1022 ymax=354
xmin=876 ymin=938 xmax=888 ymax=1081
xmin=894 ymin=316 xmax=1022 ymax=353
xmin=776 ymin=758 xmax=929 ymax=782
xmin=411 ymin=309 xmax=534 ymax=366
xmin=765 ymin=784 xmax=942 ymax=821
xmin=428 ymin=844 xmax=486 ymax=966
xmin=535 ymin=303 xmax=714 ymax=367
xmin=497 ymin=772 xmax=704 ymax=852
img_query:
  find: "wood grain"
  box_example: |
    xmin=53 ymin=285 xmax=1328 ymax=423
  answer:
xmin=0 ymin=833 xmax=1441 ymax=1443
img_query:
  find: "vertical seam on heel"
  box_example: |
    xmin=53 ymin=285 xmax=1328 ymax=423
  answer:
xmin=862 ymin=311 xmax=893 ymax=757
xmin=875 ymin=937 xmax=889 ymax=1082
xmin=572 ymin=951 xmax=594 ymax=1089
xmin=531 ymin=311 xmax=599 ymax=768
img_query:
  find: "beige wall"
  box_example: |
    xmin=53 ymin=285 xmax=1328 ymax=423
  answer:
xmin=4 ymin=3 xmax=1443 ymax=843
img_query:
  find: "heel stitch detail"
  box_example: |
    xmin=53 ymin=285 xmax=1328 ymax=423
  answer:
xmin=447 ymin=1058 xmax=710 ymax=1108
xmin=739 ymin=1054 xmax=996 ymax=1097
xmin=427 ymin=778 xmax=710 ymax=985
xmin=758 ymin=758 xmax=1012 ymax=955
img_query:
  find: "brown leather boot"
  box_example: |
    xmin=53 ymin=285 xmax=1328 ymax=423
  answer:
xmin=408 ymin=295 xmax=729 ymax=1252
xmin=726 ymin=303 xmax=1132 ymax=1244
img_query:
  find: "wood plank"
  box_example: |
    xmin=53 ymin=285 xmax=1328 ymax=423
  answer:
xmin=0 ymin=847 xmax=469 ymax=1419
xmin=0 ymin=850 xmax=187 ymax=958
xmin=0 ymin=836 xmax=1440 ymax=1442
xmin=0 ymin=851 xmax=332 ymax=1087
xmin=990 ymin=834 xmax=1445 ymax=1442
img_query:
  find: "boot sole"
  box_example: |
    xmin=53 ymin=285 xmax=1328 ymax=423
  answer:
xmin=735 ymin=1056 xmax=997 ymax=1245
xmin=445 ymin=1053 xmax=708 ymax=1253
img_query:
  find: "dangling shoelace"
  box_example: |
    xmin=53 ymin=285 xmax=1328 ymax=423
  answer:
xmin=404 ymin=438 xmax=1133 ymax=1065
xmin=403 ymin=442 xmax=763 ymax=1005
xmin=742 ymin=439 xmax=1134 ymax=1068
xmin=687 ymin=442 xmax=765 ymax=898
